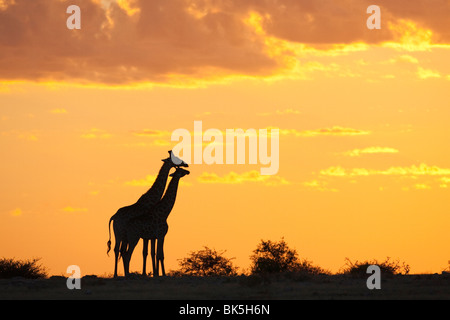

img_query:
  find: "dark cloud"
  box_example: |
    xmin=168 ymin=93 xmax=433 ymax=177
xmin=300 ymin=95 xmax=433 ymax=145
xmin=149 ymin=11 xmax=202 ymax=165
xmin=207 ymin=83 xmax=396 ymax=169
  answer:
xmin=0 ymin=0 xmax=448 ymax=84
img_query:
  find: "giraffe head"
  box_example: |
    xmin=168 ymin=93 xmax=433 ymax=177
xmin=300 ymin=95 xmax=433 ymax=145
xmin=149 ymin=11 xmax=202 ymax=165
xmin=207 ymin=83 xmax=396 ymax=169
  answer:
xmin=169 ymin=167 xmax=190 ymax=178
xmin=163 ymin=150 xmax=189 ymax=168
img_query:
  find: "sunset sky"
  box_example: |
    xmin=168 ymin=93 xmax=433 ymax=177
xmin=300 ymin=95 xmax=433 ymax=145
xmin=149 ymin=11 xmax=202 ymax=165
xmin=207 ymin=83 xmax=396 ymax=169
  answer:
xmin=1 ymin=0 xmax=449 ymax=276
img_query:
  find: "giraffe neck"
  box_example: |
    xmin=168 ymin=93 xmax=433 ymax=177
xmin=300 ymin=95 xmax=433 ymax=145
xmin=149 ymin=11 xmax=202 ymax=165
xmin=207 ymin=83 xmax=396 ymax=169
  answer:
xmin=156 ymin=176 xmax=181 ymax=219
xmin=136 ymin=162 xmax=172 ymax=207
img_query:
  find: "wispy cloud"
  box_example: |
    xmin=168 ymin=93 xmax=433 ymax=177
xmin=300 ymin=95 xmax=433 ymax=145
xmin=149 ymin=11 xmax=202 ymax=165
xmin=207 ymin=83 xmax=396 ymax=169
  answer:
xmin=18 ymin=132 xmax=38 ymax=141
xmin=414 ymin=183 xmax=431 ymax=190
xmin=125 ymin=175 xmax=191 ymax=187
xmin=417 ymin=67 xmax=441 ymax=79
xmin=386 ymin=54 xmax=419 ymax=65
xmin=198 ymin=170 xmax=290 ymax=186
xmin=439 ymin=177 xmax=450 ymax=188
xmin=124 ymin=175 xmax=157 ymax=187
xmin=80 ymin=128 xmax=112 ymax=139
xmin=10 ymin=208 xmax=22 ymax=217
xmin=49 ymin=108 xmax=68 ymax=114
xmin=62 ymin=206 xmax=88 ymax=213
xmin=1 ymin=130 xmax=39 ymax=141
xmin=258 ymin=108 xmax=301 ymax=116
xmin=342 ymin=147 xmax=399 ymax=157
xmin=320 ymin=163 xmax=450 ymax=177
xmin=280 ymin=126 xmax=370 ymax=137
xmin=302 ymin=180 xmax=338 ymax=192
xmin=129 ymin=129 xmax=173 ymax=147
xmin=132 ymin=129 xmax=172 ymax=137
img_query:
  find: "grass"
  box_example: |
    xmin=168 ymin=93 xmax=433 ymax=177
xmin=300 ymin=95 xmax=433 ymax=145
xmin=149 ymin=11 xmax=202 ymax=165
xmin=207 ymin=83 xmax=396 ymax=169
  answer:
xmin=1 ymin=271 xmax=449 ymax=300
xmin=0 ymin=253 xmax=448 ymax=299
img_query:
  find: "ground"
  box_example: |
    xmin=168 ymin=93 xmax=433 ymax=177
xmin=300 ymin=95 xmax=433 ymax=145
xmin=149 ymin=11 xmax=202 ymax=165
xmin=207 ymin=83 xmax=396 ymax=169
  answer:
xmin=0 ymin=273 xmax=449 ymax=300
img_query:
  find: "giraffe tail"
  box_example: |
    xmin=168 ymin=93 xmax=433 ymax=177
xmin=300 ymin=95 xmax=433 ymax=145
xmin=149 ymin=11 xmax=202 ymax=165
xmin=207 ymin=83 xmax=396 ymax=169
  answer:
xmin=107 ymin=216 xmax=113 ymax=256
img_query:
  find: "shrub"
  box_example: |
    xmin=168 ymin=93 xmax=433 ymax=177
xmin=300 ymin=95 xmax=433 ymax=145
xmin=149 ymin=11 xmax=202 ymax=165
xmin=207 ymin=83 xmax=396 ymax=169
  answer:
xmin=341 ymin=257 xmax=410 ymax=276
xmin=0 ymin=257 xmax=47 ymax=279
xmin=173 ymin=246 xmax=238 ymax=277
xmin=249 ymin=238 xmax=327 ymax=275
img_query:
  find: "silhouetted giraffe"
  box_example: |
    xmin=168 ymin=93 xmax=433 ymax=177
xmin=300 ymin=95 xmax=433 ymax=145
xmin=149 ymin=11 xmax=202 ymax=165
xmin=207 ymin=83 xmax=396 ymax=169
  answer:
xmin=107 ymin=151 xmax=187 ymax=277
xmin=122 ymin=167 xmax=190 ymax=277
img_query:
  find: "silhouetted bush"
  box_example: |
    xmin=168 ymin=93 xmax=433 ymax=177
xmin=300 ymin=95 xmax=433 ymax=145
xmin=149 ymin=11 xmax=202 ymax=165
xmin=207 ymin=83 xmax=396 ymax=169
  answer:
xmin=0 ymin=258 xmax=47 ymax=279
xmin=249 ymin=238 xmax=327 ymax=275
xmin=172 ymin=247 xmax=238 ymax=277
xmin=341 ymin=257 xmax=410 ymax=276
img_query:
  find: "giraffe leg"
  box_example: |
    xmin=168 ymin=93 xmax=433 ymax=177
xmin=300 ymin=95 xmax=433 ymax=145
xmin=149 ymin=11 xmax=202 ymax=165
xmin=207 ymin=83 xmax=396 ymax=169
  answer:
xmin=121 ymin=239 xmax=132 ymax=277
xmin=113 ymin=241 xmax=120 ymax=278
xmin=142 ymin=238 xmax=149 ymax=276
xmin=123 ymin=237 xmax=139 ymax=277
xmin=150 ymin=238 xmax=156 ymax=277
xmin=120 ymin=240 xmax=127 ymax=276
xmin=156 ymin=237 xmax=166 ymax=277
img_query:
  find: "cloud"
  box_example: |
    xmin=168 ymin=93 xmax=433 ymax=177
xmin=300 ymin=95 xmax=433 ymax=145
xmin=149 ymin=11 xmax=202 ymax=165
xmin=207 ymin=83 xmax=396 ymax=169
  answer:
xmin=132 ymin=129 xmax=171 ymax=137
xmin=198 ymin=170 xmax=290 ymax=186
xmin=396 ymin=55 xmax=419 ymax=64
xmin=10 ymin=208 xmax=22 ymax=217
xmin=62 ymin=206 xmax=88 ymax=213
xmin=1 ymin=130 xmax=39 ymax=141
xmin=115 ymin=0 xmax=140 ymax=16
xmin=302 ymin=180 xmax=338 ymax=192
xmin=0 ymin=0 xmax=277 ymax=85
xmin=439 ymin=177 xmax=450 ymax=188
xmin=18 ymin=132 xmax=38 ymax=141
xmin=258 ymin=108 xmax=301 ymax=116
xmin=414 ymin=183 xmax=431 ymax=190
xmin=281 ymin=126 xmax=370 ymax=137
xmin=342 ymin=147 xmax=399 ymax=157
xmin=125 ymin=174 xmax=191 ymax=187
xmin=320 ymin=163 xmax=450 ymax=177
xmin=80 ymin=128 xmax=112 ymax=139
xmin=318 ymin=163 xmax=450 ymax=191
xmin=417 ymin=67 xmax=441 ymax=79
xmin=129 ymin=129 xmax=173 ymax=147
xmin=1 ymin=0 xmax=449 ymax=85
xmin=49 ymin=108 xmax=68 ymax=114
xmin=124 ymin=174 xmax=157 ymax=187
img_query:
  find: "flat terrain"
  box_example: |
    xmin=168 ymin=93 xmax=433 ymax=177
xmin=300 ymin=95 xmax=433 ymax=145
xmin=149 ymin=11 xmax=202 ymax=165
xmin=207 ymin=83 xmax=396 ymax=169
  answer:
xmin=0 ymin=273 xmax=449 ymax=300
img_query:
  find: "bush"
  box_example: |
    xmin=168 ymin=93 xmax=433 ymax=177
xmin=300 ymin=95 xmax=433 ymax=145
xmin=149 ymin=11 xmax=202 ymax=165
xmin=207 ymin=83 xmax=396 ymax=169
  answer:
xmin=249 ymin=238 xmax=327 ymax=275
xmin=341 ymin=257 xmax=410 ymax=276
xmin=0 ymin=258 xmax=47 ymax=279
xmin=172 ymin=246 xmax=238 ymax=277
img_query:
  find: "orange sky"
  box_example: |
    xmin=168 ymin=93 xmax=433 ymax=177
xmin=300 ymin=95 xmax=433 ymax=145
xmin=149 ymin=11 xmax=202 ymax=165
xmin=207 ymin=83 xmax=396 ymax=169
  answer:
xmin=1 ymin=0 xmax=449 ymax=276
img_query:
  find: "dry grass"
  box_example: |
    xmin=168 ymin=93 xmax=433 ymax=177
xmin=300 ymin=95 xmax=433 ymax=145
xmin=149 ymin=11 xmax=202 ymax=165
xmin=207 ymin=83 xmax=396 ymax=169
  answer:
xmin=0 ymin=273 xmax=448 ymax=300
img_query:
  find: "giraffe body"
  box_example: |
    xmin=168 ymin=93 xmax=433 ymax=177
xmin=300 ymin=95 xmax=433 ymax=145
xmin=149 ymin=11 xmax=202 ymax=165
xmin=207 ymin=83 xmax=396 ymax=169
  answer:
xmin=122 ymin=167 xmax=190 ymax=277
xmin=107 ymin=151 xmax=187 ymax=277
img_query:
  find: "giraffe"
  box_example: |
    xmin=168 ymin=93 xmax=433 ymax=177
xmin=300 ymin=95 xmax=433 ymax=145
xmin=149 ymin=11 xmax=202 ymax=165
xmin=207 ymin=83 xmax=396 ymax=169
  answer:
xmin=107 ymin=150 xmax=188 ymax=278
xmin=122 ymin=167 xmax=190 ymax=277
